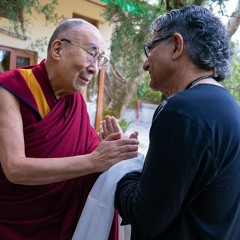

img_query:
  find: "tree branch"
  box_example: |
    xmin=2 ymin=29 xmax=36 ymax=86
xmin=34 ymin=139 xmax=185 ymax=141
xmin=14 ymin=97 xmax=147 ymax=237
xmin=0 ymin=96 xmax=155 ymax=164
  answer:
xmin=110 ymin=60 xmax=127 ymax=84
xmin=227 ymin=0 xmax=240 ymax=37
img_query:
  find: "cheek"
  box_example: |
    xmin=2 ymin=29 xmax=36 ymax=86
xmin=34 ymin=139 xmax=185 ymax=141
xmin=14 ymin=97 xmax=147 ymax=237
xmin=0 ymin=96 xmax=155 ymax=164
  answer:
xmin=67 ymin=60 xmax=86 ymax=76
xmin=66 ymin=51 xmax=87 ymax=67
xmin=148 ymin=61 xmax=162 ymax=91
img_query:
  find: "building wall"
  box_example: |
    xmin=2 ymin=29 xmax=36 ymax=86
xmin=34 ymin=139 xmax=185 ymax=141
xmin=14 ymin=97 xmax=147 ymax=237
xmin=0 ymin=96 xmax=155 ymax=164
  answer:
xmin=0 ymin=0 xmax=113 ymax=62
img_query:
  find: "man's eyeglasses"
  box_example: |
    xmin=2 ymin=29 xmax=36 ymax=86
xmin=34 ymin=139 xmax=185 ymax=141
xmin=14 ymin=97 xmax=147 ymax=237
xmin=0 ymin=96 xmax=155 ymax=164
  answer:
xmin=60 ymin=38 xmax=108 ymax=69
xmin=143 ymin=34 xmax=173 ymax=58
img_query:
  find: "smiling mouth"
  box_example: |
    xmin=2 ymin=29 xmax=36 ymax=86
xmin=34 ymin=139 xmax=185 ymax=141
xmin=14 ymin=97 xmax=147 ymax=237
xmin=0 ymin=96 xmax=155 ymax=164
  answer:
xmin=80 ymin=76 xmax=90 ymax=83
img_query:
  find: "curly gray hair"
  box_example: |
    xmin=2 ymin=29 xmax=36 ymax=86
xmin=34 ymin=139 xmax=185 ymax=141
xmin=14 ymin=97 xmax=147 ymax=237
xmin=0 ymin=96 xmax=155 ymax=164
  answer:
xmin=152 ymin=5 xmax=232 ymax=81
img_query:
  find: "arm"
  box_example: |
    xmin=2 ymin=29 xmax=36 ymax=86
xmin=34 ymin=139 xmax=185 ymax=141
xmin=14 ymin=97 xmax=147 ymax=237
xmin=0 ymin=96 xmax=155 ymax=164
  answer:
xmin=115 ymin=110 xmax=210 ymax=237
xmin=0 ymin=87 xmax=139 ymax=185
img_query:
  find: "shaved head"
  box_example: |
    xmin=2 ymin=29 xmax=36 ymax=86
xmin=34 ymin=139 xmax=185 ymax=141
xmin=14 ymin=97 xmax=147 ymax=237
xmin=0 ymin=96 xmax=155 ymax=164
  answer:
xmin=47 ymin=18 xmax=97 ymax=53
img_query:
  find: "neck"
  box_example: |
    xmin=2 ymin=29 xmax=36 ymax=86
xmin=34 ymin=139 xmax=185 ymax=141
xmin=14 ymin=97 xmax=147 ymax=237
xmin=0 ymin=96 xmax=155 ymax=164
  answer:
xmin=185 ymin=75 xmax=214 ymax=90
xmin=44 ymin=59 xmax=61 ymax=99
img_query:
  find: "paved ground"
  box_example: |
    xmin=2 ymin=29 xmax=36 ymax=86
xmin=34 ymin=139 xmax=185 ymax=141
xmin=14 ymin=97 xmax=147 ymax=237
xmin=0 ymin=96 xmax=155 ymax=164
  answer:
xmin=123 ymin=103 xmax=158 ymax=156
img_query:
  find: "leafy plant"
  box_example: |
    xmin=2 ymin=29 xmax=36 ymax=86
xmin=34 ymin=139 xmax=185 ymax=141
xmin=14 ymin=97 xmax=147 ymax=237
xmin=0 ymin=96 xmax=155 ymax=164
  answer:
xmin=0 ymin=0 xmax=63 ymax=34
xmin=137 ymin=73 xmax=162 ymax=104
xmin=118 ymin=118 xmax=135 ymax=133
xmin=223 ymin=43 xmax=240 ymax=105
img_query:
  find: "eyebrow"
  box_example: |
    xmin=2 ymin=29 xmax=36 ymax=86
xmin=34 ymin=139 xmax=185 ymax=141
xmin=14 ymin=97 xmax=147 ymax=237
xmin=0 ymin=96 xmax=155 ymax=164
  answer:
xmin=88 ymin=43 xmax=105 ymax=55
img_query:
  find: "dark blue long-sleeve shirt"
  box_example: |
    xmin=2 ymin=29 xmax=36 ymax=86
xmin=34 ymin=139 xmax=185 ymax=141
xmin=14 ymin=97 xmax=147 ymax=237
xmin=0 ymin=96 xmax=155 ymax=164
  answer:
xmin=115 ymin=84 xmax=240 ymax=240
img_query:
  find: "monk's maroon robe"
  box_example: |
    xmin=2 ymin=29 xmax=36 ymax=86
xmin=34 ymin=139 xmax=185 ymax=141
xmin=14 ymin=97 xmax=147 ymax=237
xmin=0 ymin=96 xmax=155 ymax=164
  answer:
xmin=0 ymin=60 xmax=118 ymax=240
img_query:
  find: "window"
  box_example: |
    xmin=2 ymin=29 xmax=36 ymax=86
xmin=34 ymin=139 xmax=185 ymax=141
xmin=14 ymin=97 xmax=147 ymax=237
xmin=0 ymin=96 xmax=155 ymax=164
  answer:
xmin=0 ymin=46 xmax=37 ymax=72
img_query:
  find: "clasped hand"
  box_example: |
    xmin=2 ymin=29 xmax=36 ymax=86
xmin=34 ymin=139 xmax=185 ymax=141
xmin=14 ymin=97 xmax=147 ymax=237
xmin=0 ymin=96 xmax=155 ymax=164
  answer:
xmin=99 ymin=116 xmax=138 ymax=141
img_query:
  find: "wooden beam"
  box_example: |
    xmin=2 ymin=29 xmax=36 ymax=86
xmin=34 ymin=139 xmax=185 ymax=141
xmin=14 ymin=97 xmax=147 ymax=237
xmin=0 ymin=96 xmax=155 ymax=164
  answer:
xmin=95 ymin=68 xmax=105 ymax=132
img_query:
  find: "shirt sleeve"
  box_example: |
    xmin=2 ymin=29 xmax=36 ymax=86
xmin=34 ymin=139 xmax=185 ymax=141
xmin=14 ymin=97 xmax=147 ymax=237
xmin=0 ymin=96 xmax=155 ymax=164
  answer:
xmin=115 ymin=109 xmax=214 ymax=237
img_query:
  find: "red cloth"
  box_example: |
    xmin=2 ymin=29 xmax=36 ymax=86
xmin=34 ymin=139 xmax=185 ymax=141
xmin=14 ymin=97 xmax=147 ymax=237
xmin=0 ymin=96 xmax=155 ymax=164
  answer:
xmin=0 ymin=61 xmax=118 ymax=240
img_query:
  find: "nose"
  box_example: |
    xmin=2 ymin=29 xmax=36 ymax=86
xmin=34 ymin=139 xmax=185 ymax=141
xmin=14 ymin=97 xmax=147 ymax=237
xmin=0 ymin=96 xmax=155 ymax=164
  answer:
xmin=143 ymin=58 xmax=149 ymax=71
xmin=87 ymin=59 xmax=99 ymax=76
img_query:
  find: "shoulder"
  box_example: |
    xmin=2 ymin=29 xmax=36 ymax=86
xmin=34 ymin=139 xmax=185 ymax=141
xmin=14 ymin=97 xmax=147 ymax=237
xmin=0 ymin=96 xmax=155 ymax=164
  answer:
xmin=0 ymin=68 xmax=21 ymax=81
xmin=153 ymin=85 xmax=240 ymax=133
xmin=165 ymin=85 xmax=233 ymax=114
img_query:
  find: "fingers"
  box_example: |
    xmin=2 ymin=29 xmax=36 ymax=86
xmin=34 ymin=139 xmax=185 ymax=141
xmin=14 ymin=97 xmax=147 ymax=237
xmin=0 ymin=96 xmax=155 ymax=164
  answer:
xmin=100 ymin=116 xmax=124 ymax=140
xmin=104 ymin=132 xmax=122 ymax=141
xmin=99 ymin=132 xmax=105 ymax=142
xmin=129 ymin=131 xmax=139 ymax=139
xmin=101 ymin=119 xmax=108 ymax=136
xmin=115 ymin=143 xmax=139 ymax=160
xmin=105 ymin=116 xmax=115 ymax=134
xmin=110 ymin=117 xmax=123 ymax=134
xmin=106 ymin=137 xmax=139 ymax=158
xmin=93 ymin=137 xmax=140 ymax=172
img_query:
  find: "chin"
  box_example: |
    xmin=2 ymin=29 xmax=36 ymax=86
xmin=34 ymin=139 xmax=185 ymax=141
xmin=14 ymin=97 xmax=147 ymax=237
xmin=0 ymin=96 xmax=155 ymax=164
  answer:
xmin=150 ymin=84 xmax=159 ymax=92
xmin=78 ymin=86 xmax=86 ymax=93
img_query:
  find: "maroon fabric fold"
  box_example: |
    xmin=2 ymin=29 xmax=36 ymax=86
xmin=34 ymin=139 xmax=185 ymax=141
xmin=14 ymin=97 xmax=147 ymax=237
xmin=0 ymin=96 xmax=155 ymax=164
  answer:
xmin=0 ymin=62 xmax=118 ymax=240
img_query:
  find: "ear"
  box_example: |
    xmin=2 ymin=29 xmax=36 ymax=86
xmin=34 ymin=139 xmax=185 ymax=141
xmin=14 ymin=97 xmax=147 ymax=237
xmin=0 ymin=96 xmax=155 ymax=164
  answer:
xmin=51 ymin=40 xmax=62 ymax=60
xmin=171 ymin=33 xmax=184 ymax=60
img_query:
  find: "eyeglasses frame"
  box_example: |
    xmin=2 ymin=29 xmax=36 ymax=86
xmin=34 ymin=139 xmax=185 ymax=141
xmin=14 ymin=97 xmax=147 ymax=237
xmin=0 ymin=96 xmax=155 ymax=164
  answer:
xmin=60 ymin=38 xmax=108 ymax=69
xmin=143 ymin=34 xmax=173 ymax=58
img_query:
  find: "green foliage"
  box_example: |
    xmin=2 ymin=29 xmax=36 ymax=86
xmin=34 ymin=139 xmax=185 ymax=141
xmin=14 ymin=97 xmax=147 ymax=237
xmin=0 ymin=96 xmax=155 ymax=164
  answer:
xmin=222 ymin=43 xmax=240 ymax=105
xmin=102 ymin=0 xmax=151 ymax=15
xmin=128 ymin=95 xmax=139 ymax=108
xmin=28 ymin=36 xmax=48 ymax=52
xmin=0 ymin=0 xmax=63 ymax=34
xmin=102 ymin=1 xmax=167 ymax=80
xmin=118 ymin=118 xmax=135 ymax=133
xmin=137 ymin=72 xmax=162 ymax=104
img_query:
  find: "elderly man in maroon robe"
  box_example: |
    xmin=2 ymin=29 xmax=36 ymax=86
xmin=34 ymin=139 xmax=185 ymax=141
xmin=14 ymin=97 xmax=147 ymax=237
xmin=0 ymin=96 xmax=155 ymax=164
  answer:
xmin=0 ymin=18 xmax=139 ymax=240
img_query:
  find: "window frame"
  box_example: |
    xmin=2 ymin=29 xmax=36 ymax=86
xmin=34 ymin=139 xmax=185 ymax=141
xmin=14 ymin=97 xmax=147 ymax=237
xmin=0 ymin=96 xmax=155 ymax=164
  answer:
xmin=0 ymin=45 xmax=37 ymax=71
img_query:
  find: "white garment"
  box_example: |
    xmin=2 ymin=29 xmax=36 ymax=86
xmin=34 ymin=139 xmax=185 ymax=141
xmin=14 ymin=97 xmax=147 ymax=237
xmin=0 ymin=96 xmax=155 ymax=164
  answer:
xmin=72 ymin=153 xmax=144 ymax=240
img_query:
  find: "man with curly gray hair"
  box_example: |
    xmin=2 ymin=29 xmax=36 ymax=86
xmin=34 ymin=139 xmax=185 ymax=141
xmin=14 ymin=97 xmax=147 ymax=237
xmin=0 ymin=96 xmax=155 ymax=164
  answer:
xmin=114 ymin=5 xmax=240 ymax=240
